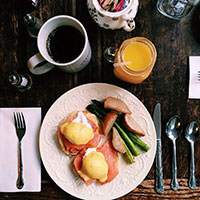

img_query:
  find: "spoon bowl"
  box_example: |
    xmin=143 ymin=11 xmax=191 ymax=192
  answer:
xmin=185 ymin=121 xmax=199 ymax=143
xmin=166 ymin=115 xmax=182 ymax=140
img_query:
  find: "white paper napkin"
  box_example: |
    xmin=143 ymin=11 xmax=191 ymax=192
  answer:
xmin=188 ymin=56 xmax=200 ymax=99
xmin=0 ymin=108 xmax=41 ymax=192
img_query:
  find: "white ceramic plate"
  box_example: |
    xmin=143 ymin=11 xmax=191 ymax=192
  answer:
xmin=39 ymin=83 xmax=156 ymax=200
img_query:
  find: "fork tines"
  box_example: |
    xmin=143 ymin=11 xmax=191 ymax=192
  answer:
xmin=14 ymin=112 xmax=26 ymax=130
xmin=198 ymin=71 xmax=200 ymax=81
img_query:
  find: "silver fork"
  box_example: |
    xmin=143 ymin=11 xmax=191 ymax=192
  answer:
xmin=198 ymin=71 xmax=200 ymax=81
xmin=14 ymin=112 xmax=26 ymax=189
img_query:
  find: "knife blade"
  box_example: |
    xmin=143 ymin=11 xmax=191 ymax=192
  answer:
xmin=153 ymin=103 xmax=164 ymax=193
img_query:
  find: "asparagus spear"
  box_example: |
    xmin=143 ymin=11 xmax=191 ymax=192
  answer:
xmin=126 ymin=130 xmax=149 ymax=152
xmin=91 ymin=99 xmax=150 ymax=152
xmin=124 ymin=142 xmax=135 ymax=164
xmin=91 ymin=99 xmax=105 ymax=110
xmin=114 ymin=123 xmax=140 ymax=156
xmin=86 ymin=104 xmax=104 ymax=120
xmin=86 ymin=104 xmax=140 ymax=156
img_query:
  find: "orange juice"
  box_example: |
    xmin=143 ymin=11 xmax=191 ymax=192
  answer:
xmin=113 ymin=37 xmax=157 ymax=84
xmin=123 ymin=42 xmax=152 ymax=71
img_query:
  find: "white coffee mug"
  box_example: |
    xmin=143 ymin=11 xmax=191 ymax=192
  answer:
xmin=87 ymin=0 xmax=139 ymax=32
xmin=27 ymin=15 xmax=91 ymax=75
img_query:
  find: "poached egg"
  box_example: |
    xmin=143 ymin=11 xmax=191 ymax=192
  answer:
xmin=79 ymin=148 xmax=108 ymax=183
xmin=60 ymin=111 xmax=94 ymax=145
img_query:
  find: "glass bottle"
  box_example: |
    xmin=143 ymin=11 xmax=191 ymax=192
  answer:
xmin=25 ymin=0 xmax=38 ymax=8
xmin=9 ymin=73 xmax=32 ymax=92
xmin=24 ymin=13 xmax=43 ymax=38
xmin=28 ymin=0 xmax=38 ymax=8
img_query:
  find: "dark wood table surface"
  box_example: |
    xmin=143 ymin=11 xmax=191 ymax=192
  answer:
xmin=1 ymin=0 xmax=200 ymax=199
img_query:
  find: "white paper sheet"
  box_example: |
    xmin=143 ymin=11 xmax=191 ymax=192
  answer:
xmin=189 ymin=56 xmax=200 ymax=99
xmin=0 ymin=108 xmax=41 ymax=192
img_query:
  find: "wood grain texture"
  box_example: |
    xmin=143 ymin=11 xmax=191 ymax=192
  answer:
xmin=1 ymin=179 xmax=200 ymax=200
xmin=1 ymin=0 xmax=200 ymax=199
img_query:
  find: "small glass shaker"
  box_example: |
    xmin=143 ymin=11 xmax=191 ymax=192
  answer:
xmin=26 ymin=0 xmax=38 ymax=8
xmin=24 ymin=13 xmax=43 ymax=38
xmin=9 ymin=73 xmax=33 ymax=92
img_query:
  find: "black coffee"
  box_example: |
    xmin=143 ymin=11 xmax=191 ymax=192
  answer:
xmin=46 ymin=26 xmax=85 ymax=63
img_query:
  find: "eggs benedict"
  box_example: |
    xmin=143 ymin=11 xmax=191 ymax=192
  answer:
xmin=81 ymin=150 xmax=108 ymax=182
xmin=57 ymin=111 xmax=102 ymax=156
xmin=73 ymin=140 xmax=119 ymax=185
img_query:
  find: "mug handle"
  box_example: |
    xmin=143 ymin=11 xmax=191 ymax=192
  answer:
xmin=122 ymin=15 xmax=135 ymax=32
xmin=27 ymin=53 xmax=55 ymax=75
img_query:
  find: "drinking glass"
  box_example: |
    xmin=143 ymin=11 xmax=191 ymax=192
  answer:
xmin=157 ymin=0 xmax=200 ymax=20
xmin=104 ymin=37 xmax=157 ymax=84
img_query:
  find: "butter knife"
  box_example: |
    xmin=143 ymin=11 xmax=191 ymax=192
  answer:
xmin=153 ymin=103 xmax=164 ymax=193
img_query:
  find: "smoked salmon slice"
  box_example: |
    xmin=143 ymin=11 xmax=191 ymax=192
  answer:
xmin=97 ymin=139 xmax=119 ymax=184
xmin=73 ymin=139 xmax=119 ymax=185
xmin=73 ymin=149 xmax=95 ymax=185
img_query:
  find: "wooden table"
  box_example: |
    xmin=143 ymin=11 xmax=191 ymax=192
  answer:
xmin=1 ymin=0 xmax=200 ymax=199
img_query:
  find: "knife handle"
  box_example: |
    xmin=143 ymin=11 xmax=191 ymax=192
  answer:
xmin=155 ymin=139 xmax=164 ymax=193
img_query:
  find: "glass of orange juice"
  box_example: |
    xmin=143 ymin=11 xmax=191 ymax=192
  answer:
xmin=104 ymin=37 xmax=157 ymax=84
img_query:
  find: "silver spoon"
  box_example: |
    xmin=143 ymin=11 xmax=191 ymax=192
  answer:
xmin=185 ymin=121 xmax=199 ymax=189
xmin=166 ymin=115 xmax=182 ymax=191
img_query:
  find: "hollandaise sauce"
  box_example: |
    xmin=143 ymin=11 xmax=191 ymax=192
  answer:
xmin=61 ymin=111 xmax=94 ymax=145
xmin=82 ymin=151 xmax=108 ymax=182
xmin=61 ymin=122 xmax=93 ymax=145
